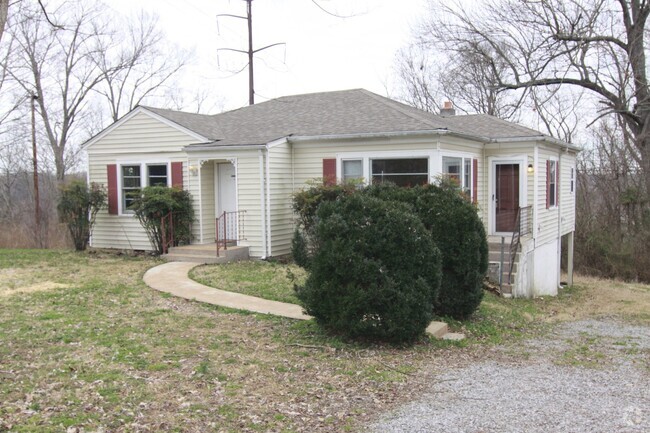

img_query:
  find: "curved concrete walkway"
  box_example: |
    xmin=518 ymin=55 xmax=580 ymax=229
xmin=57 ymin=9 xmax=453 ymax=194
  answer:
xmin=143 ymin=262 xmax=462 ymax=340
xmin=143 ymin=262 xmax=311 ymax=320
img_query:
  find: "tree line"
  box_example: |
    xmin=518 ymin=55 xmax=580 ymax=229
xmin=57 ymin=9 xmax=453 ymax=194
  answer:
xmin=0 ymin=0 xmax=214 ymax=248
xmin=392 ymin=0 xmax=650 ymax=282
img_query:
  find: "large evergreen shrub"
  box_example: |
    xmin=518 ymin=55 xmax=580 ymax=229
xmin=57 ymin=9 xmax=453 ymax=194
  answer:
xmin=365 ymin=182 xmax=488 ymax=319
xmin=291 ymin=182 xmax=356 ymax=266
xmin=57 ymin=181 xmax=106 ymax=251
xmin=129 ymin=186 xmax=194 ymax=254
xmin=296 ymin=194 xmax=441 ymax=343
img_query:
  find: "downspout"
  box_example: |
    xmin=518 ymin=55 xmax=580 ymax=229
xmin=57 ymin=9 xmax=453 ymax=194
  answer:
xmin=533 ymin=145 xmax=539 ymax=248
xmin=258 ymin=149 xmax=267 ymax=259
xmin=198 ymin=161 xmax=204 ymax=243
xmin=557 ymin=150 xmax=563 ymax=290
xmin=265 ymin=143 xmax=272 ymax=257
xmin=531 ymin=144 xmax=539 ymax=297
xmin=86 ymin=152 xmax=92 ymax=247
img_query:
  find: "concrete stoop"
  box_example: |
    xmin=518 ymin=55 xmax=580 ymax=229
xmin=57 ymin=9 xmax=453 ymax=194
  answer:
xmin=163 ymin=243 xmax=249 ymax=264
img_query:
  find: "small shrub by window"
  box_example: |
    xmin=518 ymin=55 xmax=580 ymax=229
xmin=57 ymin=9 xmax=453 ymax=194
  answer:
xmin=58 ymin=181 xmax=107 ymax=251
xmin=129 ymin=186 xmax=194 ymax=254
xmin=295 ymin=194 xmax=441 ymax=344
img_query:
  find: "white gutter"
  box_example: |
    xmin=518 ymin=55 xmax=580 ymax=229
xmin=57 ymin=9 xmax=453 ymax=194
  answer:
xmin=265 ymin=143 xmax=272 ymax=257
xmin=184 ymin=144 xmax=266 ymax=152
xmin=495 ymin=135 xmax=582 ymax=152
xmin=258 ymin=149 xmax=267 ymax=259
xmin=288 ymin=129 xmax=453 ymax=143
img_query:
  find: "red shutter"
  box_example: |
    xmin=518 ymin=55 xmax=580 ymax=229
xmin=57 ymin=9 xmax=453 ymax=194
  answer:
xmin=472 ymin=158 xmax=478 ymax=204
xmin=107 ymin=164 xmax=118 ymax=215
xmin=323 ymin=158 xmax=336 ymax=186
xmin=171 ymin=161 xmax=183 ymax=188
xmin=546 ymin=160 xmax=550 ymax=209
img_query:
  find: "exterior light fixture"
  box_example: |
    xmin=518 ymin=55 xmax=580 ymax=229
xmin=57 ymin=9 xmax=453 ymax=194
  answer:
xmin=527 ymin=163 xmax=534 ymax=174
xmin=189 ymin=165 xmax=199 ymax=176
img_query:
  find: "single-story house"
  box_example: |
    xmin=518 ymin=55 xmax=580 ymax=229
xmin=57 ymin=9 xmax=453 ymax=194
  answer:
xmin=83 ymin=89 xmax=579 ymax=298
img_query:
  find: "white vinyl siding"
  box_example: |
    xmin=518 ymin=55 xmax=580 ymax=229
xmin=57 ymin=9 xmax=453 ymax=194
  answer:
xmin=268 ymin=142 xmax=294 ymax=256
xmin=87 ymin=112 xmax=193 ymax=251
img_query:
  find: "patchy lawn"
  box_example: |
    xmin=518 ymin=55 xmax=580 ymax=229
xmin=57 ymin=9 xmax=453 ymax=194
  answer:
xmin=190 ymin=261 xmax=307 ymax=304
xmin=1 ymin=250 xmax=648 ymax=432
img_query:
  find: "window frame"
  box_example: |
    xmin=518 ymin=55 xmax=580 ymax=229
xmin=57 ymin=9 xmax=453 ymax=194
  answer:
xmin=341 ymin=158 xmax=364 ymax=183
xmin=369 ymin=157 xmax=429 ymax=187
xmin=117 ymin=161 xmax=171 ymax=215
xmin=441 ymin=152 xmax=475 ymax=202
xmin=335 ymin=150 xmax=435 ymax=186
xmin=547 ymin=159 xmax=558 ymax=208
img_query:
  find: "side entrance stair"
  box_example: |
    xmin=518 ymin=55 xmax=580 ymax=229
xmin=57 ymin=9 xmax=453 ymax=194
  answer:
xmin=487 ymin=236 xmax=520 ymax=297
xmin=162 ymin=243 xmax=249 ymax=264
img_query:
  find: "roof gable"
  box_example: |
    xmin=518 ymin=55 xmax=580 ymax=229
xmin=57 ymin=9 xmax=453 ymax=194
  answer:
xmin=82 ymin=106 xmax=209 ymax=150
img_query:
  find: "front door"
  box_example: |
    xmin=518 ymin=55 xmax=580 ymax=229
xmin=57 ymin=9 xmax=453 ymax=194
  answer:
xmin=495 ymin=163 xmax=519 ymax=232
xmin=218 ymin=163 xmax=236 ymax=214
xmin=217 ymin=163 xmax=237 ymax=241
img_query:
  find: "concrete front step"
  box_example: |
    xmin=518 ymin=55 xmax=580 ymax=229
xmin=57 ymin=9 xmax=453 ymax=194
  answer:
xmin=163 ymin=244 xmax=249 ymax=264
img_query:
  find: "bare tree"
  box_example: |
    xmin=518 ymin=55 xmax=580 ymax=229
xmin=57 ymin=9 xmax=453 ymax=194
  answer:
xmin=393 ymin=46 xmax=442 ymax=113
xmin=93 ymin=11 xmax=187 ymax=122
xmin=8 ymin=2 xmax=187 ymax=181
xmin=419 ymin=0 xmax=650 ymax=190
xmin=394 ymin=42 xmax=524 ymax=119
xmin=0 ymin=0 xmax=8 ymax=44
xmin=8 ymin=1 xmax=110 ymax=181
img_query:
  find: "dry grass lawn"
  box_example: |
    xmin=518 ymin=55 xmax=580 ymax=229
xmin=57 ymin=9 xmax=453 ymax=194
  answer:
xmin=1 ymin=250 xmax=648 ymax=432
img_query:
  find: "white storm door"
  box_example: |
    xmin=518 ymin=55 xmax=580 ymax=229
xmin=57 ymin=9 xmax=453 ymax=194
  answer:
xmin=217 ymin=163 xmax=236 ymax=214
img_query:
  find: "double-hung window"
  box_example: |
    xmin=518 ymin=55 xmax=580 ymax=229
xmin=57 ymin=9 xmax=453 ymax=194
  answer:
xmin=121 ymin=163 xmax=169 ymax=212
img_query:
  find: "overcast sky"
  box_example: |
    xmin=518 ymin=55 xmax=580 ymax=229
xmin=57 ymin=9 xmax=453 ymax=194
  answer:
xmin=108 ymin=0 xmax=427 ymax=111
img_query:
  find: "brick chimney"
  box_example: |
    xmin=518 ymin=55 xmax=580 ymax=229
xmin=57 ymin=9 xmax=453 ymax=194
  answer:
xmin=440 ymin=100 xmax=456 ymax=116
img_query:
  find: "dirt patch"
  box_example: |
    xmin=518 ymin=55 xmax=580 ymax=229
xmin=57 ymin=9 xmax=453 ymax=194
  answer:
xmin=0 ymin=281 xmax=71 ymax=297
xmin=546 ymin=275 xmax=650 ymax=322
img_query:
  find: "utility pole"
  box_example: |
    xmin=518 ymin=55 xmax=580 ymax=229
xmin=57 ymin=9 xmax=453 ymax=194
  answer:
xmin=217 ymin=0 xmax=284 ymax=105
xmin=30 ymin=93 xmax=41 ymax=246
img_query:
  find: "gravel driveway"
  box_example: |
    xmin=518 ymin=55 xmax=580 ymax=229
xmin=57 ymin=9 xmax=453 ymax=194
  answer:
xmin=368 ymin=319 xmax=650 ymax=433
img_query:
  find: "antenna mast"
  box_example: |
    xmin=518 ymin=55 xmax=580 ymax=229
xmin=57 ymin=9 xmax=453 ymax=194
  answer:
xmin=217 ymin=0 xmax=285 ymax=105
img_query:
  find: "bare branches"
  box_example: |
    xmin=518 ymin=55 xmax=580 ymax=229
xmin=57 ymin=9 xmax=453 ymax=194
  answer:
xmin=93 ymin=11 xmax=188 ymax=122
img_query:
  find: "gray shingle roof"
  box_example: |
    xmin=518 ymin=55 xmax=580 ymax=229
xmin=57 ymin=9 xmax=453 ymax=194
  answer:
xmin=142 ymin=89 xmax=549 ymax=147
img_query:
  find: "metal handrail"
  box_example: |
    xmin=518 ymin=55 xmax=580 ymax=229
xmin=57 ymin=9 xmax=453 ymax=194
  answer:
xmin=507 ymin=206 xmax=532 ymax=284
xmin=215 ymin=210 xmax=247 ymax=257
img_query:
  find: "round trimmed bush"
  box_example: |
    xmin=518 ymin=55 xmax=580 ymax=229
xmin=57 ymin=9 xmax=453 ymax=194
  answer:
xmin=295 ymin=194 xmax=441 ymax=343
xmin=365 ymin=183 xmax=488 ymax=319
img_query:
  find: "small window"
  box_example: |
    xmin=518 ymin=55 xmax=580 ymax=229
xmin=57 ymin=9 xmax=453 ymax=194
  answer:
xmin=342 ymin=159 xmax=363 ymax=182
xmin=148 ymin=164 xmax=168 ymax=187
xmin=442 ymin=156 xmax=462 ymax=184
xmin=443 ymin=156 xmax=474 ymax=198
xmin=122 ymin=165 xmax=141 ymax=211
xmin=548 ymin=160 xmax=557 ymax=207
xmin=371 ymin=158 xmax=428 ymax=187
xmin=570 ymin=167 xmax=575 ymax=193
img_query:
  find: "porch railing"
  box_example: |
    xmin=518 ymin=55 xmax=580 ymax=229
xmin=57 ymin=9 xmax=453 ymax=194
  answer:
xmin=161 ymin=211 xmax=174 ymax=255
xmin=215 ymin=210 xmax=247 ymax=257
xmin=507 ymin=205 xmax=532 ymax=284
